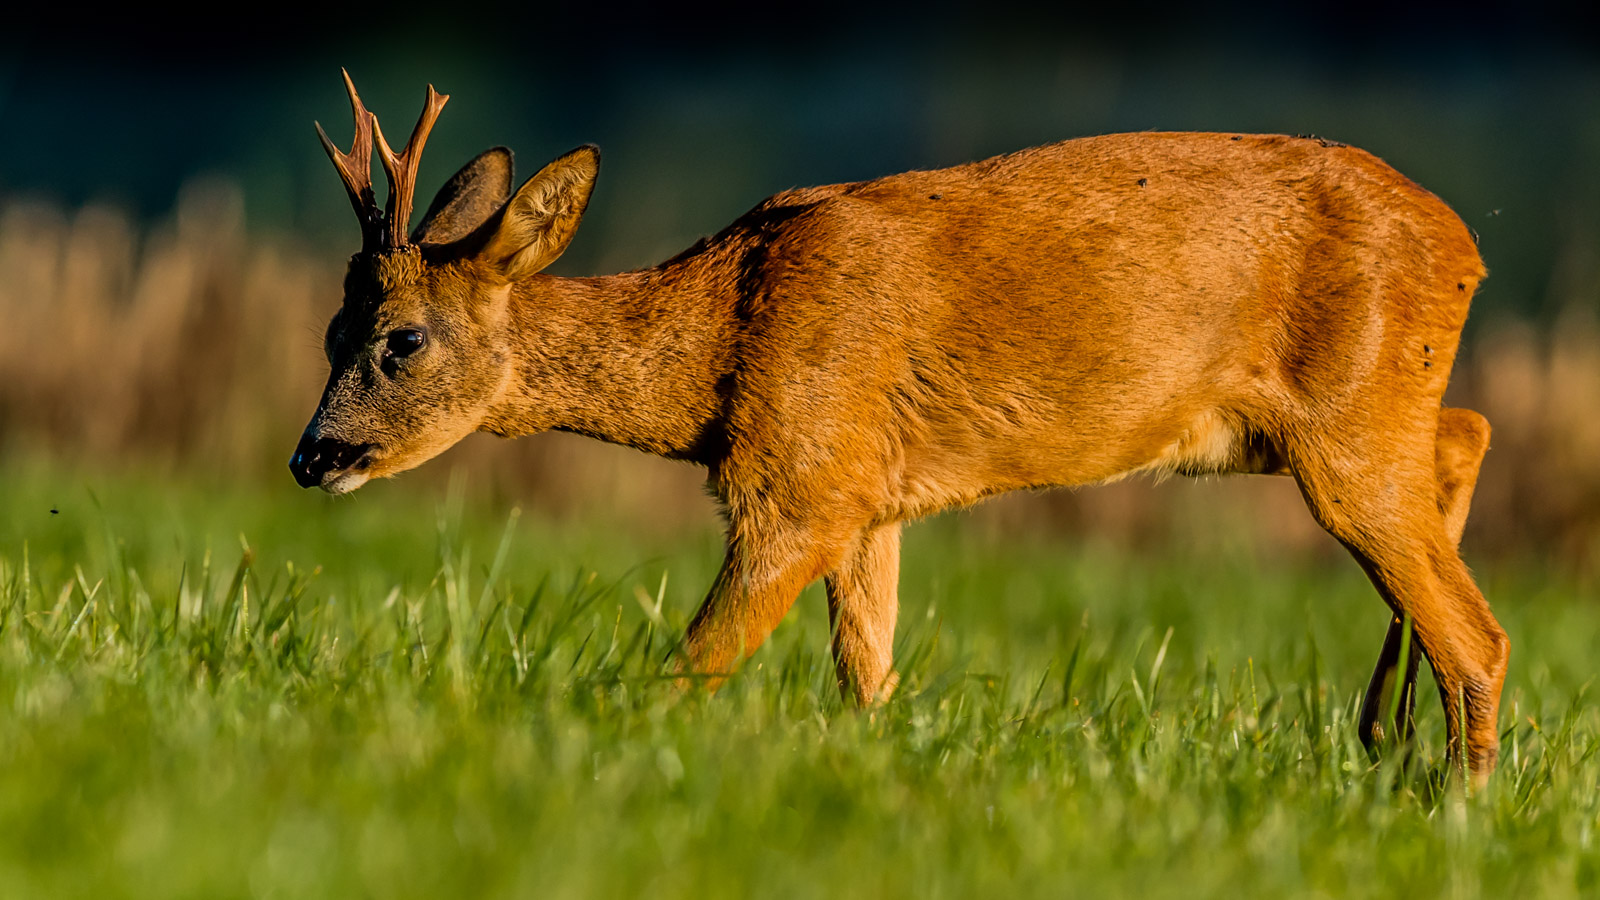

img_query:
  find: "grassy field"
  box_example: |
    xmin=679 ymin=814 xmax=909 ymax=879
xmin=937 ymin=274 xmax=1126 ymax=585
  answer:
xmin=0 ymin=461 xmax=1596 ymax=899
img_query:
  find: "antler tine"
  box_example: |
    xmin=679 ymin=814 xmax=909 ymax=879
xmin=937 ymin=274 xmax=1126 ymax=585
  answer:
xmin=373 ymin=84 xmax=450 ymax=249
xmin=314 ymin=69 xmax=382 ymax=252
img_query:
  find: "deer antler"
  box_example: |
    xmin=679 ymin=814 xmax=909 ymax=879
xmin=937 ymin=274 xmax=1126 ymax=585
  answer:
xmin=373 ymin=84 xmax=450 ymax=249
xmin=315 ymin=69 xmax=382 ymax=254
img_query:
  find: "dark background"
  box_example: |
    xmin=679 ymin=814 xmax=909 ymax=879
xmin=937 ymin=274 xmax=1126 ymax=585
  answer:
xmin=2 ymin=3 xmax=1597 ymax=322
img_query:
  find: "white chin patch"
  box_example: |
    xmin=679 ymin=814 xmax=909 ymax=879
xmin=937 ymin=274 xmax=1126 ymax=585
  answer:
xmin=320 ymin=471 xmax=372 ymax=495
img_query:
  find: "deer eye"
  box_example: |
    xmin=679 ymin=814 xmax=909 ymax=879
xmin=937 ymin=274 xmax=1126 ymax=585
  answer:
xmin=385 ymin=327 xmax=427 ymax=359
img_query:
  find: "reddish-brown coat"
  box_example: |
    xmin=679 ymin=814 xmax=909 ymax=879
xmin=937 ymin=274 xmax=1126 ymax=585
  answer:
xmin=297 ymin=81 xmax=1505 ymax=784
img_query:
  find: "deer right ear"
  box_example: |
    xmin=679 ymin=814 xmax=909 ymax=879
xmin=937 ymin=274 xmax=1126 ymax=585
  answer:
xmin=412 ymin=147 xmax=515 ymax=246
xmin=481 ymin=144 xmax=599 ymax=280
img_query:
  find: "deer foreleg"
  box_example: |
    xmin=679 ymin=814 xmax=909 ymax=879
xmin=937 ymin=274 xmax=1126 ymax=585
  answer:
xmin=680 ymin=519 xmax=848 ymax=690
xmin=825 ymin=523 xmax=902 ymax=705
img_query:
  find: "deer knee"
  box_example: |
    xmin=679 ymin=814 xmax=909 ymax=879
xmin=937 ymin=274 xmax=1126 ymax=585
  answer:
xmin=1438 ymin=407 xmax=1490 ymax=450
xmin=1435 ymin=408 xmax=1490 ymax=486
xmin=1435 ymin=408 xmax=1490 ymax=545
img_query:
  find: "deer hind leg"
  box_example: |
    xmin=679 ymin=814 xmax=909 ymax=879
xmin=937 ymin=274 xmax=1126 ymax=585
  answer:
xmin=1288 ymin=416 xmax=1507 ymax=786
xmin=825 ymin=523 xmax=902 ymax=705
xmin=1358 ymin=407 xmax=1492 ymax=755
xmin=681 ymin=517 xmax=851 ymax=690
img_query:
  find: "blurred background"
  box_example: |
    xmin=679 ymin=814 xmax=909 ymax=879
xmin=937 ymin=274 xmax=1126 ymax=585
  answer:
xmin=0 ymin=4 xmax=1596 ymax=569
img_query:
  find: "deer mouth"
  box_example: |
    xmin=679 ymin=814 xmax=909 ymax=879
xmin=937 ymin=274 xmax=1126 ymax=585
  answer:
xmin=320 ymin=465 xmax=374 ymax=495
xmin=289 ymin=436 xmax=379 ymax=493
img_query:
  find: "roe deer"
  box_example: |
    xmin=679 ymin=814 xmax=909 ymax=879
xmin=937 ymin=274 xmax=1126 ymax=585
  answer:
xmin=290 ymin=72 xmax=1506 ymax=784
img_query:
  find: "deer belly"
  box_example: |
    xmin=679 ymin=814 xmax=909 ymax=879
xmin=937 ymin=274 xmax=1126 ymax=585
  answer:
xmin=889 ymin=400 xmax=1257 ymax=519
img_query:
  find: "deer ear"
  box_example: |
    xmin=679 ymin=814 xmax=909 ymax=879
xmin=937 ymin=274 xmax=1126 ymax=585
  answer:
xmin=412 ymin=147 xmax=515 ymax=246
xmin=482 ymin=144 xmax=599 ymax=279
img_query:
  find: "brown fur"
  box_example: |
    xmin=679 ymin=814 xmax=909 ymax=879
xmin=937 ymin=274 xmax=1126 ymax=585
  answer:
xmin=298 ymin=99 xmax=1506 ymax=785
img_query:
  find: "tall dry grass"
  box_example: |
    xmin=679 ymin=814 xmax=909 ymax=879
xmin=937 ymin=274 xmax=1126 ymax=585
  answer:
xmin=1 ymin=184 xmax=1595 ymax=565
xmin=0 ymin=181 xmax=328 ymax=468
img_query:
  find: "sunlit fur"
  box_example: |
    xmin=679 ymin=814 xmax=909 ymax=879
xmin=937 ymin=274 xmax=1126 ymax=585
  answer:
xmin=311 ymin=249 xmax=515 ymax=483
xmin=297 ymin=127 xmax=1505 ymax=785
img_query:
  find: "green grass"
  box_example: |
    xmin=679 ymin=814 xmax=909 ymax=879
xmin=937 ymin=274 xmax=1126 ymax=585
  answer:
xmin=1 ymin=461 xmax=1596 ymax=899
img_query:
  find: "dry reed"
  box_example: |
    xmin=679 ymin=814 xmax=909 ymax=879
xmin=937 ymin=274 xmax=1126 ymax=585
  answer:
xmin=2 ymin=183 xmax=1594 ymax=566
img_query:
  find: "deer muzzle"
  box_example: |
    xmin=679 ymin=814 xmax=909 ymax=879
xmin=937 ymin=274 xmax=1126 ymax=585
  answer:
xmin=289 ymin=434 xmax=377 ymax=493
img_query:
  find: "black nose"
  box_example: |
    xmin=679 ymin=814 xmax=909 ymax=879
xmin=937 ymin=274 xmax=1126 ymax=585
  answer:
xmin=289 ymin=436 xmax=374 ymax=488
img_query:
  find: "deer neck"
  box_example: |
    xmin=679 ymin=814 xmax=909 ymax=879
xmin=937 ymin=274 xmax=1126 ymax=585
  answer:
xmin=481 ymin=262 xmax=736 ymax=464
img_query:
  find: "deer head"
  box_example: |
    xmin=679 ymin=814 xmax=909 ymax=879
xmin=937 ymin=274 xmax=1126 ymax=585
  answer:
xmin=290 ymin=72 xmax=600 ymax=493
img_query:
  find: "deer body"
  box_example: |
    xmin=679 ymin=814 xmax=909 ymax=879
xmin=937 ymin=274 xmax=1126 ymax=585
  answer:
xmin=293 ymin=76 xmax=1506 ymax=784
